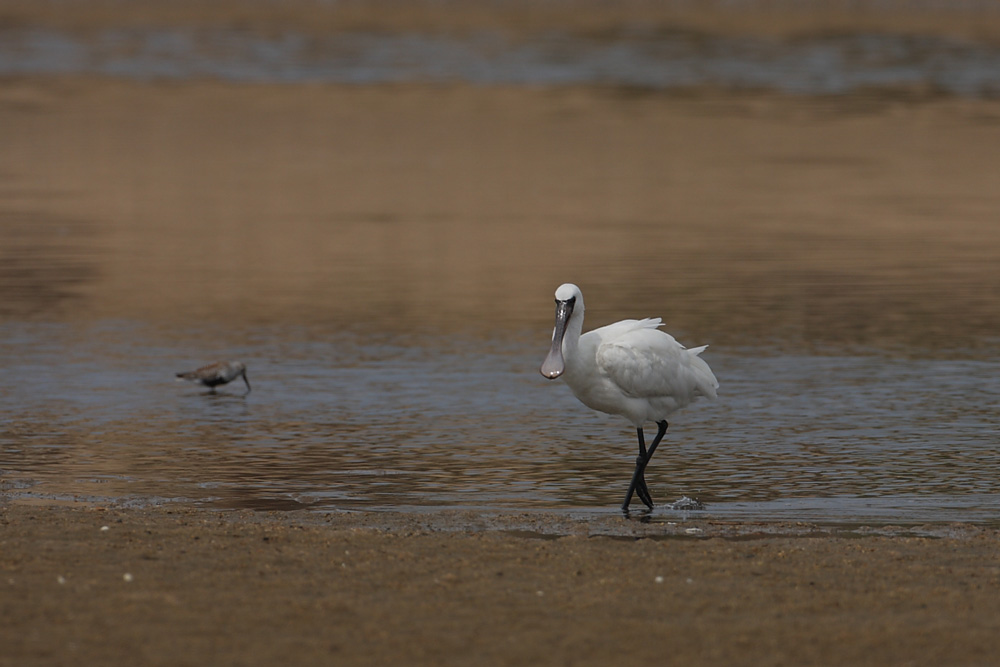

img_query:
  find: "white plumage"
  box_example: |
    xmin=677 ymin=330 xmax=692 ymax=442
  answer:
xmin=540 ymin=283 xmax=717 ymax=511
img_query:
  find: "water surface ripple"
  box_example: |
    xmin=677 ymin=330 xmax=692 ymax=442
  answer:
xmin=4 ymin=27 xmax=1000 ymax=95
xmin=2 ymin=323 xmax=997 ymax=524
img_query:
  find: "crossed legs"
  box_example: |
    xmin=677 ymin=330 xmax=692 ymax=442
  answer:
xmin=621 ymin=420 xmax=669 ymax=511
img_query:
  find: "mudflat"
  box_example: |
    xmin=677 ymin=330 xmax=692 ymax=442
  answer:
xmin=3 ymin=504 xmax=1000 ymax=666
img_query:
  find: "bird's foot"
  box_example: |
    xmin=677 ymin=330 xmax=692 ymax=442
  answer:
xmin=622 ymin=461 xmax=655 ymax=512
xmin=621 ymin=504 xmax=654 ymax=520
xmin=632 ymin=455 xmax=655 ymax=509
xmin=635 ymin=475 xmax=654 ymax=510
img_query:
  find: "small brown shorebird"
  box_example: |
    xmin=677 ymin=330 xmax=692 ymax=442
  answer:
xmin=176 ymin=361 xmax=251 ymax=394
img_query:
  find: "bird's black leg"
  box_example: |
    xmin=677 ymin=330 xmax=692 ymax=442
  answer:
xmin=623 ymin=428 xmax=651 ymax=511
xmin=633 ymin=433 xmax=657 ymax=509
xmin=621 ymin=421 xmax=669 ymax=512
xmin=645 ymin=420 xmax=669 ymax=464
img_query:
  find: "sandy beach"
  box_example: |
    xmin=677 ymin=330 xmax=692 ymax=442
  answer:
xmin=3 ymin=1 xmax=1000 ymax=665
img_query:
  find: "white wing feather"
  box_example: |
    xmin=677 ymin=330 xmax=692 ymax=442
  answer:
xmin=595 ymin=323 xmax=718 ymax=402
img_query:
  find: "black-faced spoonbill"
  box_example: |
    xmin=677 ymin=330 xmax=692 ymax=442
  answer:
xmin=176 ymin=361 xmax=251 ymax=394
xmin=540 ymin=283 xmax=717 ymax=511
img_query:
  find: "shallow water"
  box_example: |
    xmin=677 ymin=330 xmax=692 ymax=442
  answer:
xmin=4 ymin=26 xmax=1000 ymax=95
xmin=2 ymin=319 xmax=998 ymax=524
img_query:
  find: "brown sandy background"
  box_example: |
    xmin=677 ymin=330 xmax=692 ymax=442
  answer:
xmin=7 ymin=0 xmax=1000 ymax=40
xmin=4 ymin=81 xmax=999 ymax=348
xmin=3 ymin=1 xmax=1000 ymax=665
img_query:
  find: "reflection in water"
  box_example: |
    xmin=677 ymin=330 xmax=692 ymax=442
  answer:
xmin=1 ymin=323 xmax=997 ymax=523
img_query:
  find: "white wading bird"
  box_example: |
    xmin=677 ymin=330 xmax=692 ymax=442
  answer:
xmin=176 ymin=361 xmax=251 ymax=394
xmin=539 ymin=284 xmax=717 ymax=511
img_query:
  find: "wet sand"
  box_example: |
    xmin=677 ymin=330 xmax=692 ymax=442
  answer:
xmin=4 ymin=504 xmax=1000 ymax=666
